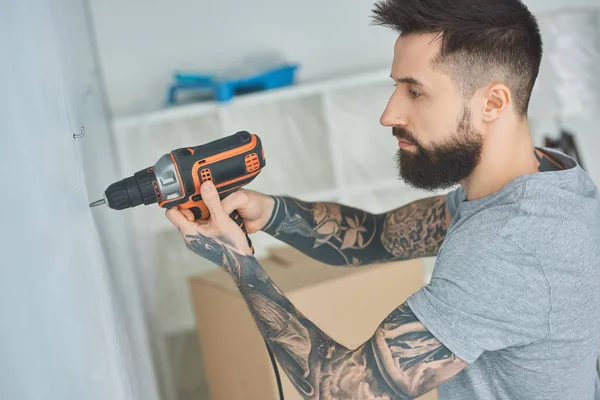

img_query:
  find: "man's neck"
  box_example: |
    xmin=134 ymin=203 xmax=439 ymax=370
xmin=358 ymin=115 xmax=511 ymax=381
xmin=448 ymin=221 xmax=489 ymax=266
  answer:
xmin=461 ymin=124 xmax=563 ymax=201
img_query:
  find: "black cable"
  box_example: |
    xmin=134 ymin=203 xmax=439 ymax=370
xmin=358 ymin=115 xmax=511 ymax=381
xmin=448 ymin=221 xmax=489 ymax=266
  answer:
xmin=264 ymin=339 xmax=284 ymax=400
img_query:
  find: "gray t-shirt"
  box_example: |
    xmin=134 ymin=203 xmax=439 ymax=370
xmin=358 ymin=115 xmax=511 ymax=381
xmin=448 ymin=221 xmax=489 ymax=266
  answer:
xmin=407 ymin=147 xmax=600 ymax=400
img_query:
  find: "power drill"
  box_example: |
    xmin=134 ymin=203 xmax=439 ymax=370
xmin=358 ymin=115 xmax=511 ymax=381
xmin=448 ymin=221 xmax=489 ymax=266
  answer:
xmin=89 ymin=131 xmax=266 ymax=252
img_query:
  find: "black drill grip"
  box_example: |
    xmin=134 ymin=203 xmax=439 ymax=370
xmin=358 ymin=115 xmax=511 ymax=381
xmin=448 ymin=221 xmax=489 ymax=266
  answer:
xmin=230 ymin=210 xmax=254 ymax=254
xmin=190 ymin=207 xmax=203 ymax=220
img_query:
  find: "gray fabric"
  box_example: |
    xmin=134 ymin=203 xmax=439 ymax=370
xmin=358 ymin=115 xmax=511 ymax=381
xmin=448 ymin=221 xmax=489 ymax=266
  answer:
xmin=407 ymin=147 xmax=600 ymax=400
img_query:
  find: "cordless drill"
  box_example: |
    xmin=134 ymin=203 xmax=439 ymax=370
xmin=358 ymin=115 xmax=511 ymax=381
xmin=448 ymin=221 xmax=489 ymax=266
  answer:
xmin=90 ymin=131 xmax=266 ymax=252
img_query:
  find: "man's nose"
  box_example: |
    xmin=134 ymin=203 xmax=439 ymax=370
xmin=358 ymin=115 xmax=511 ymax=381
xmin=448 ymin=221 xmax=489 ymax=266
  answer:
xmin=380 ymin=94 xmax=408 ymax=127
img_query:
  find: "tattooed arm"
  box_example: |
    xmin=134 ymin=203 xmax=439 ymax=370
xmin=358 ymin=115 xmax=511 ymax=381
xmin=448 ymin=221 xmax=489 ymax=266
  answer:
xmin=167 ymin=181 xmax=466 ymax=399
xmin=261 ymin=195 xmax=452 ymax=267
xmin=184 ymin=232 xmax=467 ymax=399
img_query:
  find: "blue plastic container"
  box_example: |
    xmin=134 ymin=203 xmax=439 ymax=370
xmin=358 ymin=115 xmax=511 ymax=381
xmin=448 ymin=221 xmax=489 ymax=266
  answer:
xmin=166 ymin=64 xmax=299 ymax=105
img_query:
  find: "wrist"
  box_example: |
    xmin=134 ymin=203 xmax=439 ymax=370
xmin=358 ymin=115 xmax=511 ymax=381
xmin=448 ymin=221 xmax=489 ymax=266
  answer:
xmin=260 ymin=195 xmax=281 ymax=233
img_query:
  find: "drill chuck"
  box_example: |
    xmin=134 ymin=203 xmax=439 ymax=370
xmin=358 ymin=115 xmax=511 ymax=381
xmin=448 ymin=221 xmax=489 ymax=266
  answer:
xmin=104 ymin=168 xmax=160 ymax=210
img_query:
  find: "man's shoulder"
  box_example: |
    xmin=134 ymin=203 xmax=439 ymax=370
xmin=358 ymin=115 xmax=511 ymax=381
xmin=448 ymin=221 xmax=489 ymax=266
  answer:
xmin=436 ymin=230 xmax=543 ymax=284
xmin=446 ymin=199 xmax=525 ymax=242
xmin=441 ymin=230 xmax=531 ymax=258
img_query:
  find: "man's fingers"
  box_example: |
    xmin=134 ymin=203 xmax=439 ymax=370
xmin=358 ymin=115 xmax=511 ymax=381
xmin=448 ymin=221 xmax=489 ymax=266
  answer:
xmin=221 ymin=191 xmax=248 ymax=215
xmin=180 ymin=208 xmax=195 ymax=222
xmin=166 ymin=207 xmax=213 ymax=236
xmin=200 ymin=181 xmax=226 ymax=223
xmin=166 ymin=207 xmax=192 ymax=231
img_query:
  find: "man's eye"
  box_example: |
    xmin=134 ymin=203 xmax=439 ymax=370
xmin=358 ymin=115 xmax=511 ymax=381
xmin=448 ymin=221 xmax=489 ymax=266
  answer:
xmin=408 ymin=89 xmax=421 ymax=99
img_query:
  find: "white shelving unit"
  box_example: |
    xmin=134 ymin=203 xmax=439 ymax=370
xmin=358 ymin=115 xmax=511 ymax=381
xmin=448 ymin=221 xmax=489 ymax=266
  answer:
xmin=114 ymin=68 xmax=390 ymax=128
xmin=111 ymin=66 xmax=444 ymax=344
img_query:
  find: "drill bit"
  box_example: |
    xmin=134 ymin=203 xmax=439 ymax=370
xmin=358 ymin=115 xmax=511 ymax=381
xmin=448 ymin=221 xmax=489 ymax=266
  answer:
xmin=89 ymin=199 xmax=106 ymax=208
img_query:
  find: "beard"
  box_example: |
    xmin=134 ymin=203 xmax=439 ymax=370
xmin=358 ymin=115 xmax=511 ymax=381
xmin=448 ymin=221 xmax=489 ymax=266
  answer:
xmin=394 ymin=108 xmax=483 ymax=191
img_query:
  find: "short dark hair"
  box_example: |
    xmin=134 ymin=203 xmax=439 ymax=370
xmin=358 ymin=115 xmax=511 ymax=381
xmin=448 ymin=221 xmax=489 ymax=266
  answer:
xmin=372 ymin=0 xmax=543 ymax=117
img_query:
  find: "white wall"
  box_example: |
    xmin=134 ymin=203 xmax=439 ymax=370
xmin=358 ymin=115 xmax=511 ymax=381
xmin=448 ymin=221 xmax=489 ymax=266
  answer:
xmin=89 ymin=0 xmax=599 ymax=118
xmin=0 ymin=1 xmax=159 ymax=399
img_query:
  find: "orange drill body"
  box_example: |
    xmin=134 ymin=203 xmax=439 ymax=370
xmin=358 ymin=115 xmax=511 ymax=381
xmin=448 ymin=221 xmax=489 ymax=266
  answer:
xmin=94 ymin=131 xmax=266 ymax=252
xmin=157 ymin=131 xmax=265 ymax=219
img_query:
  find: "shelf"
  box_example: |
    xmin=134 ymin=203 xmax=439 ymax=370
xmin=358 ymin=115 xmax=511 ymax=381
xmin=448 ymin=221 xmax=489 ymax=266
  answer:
xmin=113 ymin=68 xmax=390 ymax=129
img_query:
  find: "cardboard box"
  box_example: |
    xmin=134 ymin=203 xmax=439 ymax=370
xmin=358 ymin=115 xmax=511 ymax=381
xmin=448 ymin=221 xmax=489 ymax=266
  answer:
xmin=189 ymin=246 xmax=437 ymax=400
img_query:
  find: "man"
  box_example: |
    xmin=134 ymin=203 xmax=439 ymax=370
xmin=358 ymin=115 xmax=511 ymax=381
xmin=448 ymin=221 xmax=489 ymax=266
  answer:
xmin=167 ymin=0 xmax=600 ymax=398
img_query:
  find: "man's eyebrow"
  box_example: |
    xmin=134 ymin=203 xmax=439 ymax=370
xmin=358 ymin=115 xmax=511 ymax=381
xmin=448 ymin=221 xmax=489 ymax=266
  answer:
xmin=390 ymin=75 xmax=427 ymax=88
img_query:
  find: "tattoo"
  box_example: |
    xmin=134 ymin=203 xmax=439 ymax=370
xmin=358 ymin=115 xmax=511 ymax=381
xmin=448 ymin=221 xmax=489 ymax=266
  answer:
xmin=381 ymin=197 xmax=449 ymax=260
xmin=535 ymin=149 xmax=564 ymax=172
xmin=262 ymin=196 xmax=451 ymax=266
xmin=185 ymin=233 xmax=244 ymax=280
xmin=185 ymin=232 xmax=467 ymax=399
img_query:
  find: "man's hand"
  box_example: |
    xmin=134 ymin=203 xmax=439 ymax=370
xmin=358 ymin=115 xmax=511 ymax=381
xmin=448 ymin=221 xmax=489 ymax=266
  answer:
xmin=175 ymin=188 xmax=275 ymax=235
xmin=166 ymin=181 xmax=253 ymax=263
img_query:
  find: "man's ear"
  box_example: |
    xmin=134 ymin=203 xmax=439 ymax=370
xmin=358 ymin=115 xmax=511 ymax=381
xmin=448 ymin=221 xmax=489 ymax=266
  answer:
xmin=482 ymin=83 xmax=511 ymax=122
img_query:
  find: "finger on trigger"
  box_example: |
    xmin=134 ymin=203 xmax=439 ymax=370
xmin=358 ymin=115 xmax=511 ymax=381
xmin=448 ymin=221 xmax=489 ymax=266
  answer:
xmin=181 ymin=208 xmax=195 ymax=221
xmin=165 ymin=207 xmax=190 ymax=231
